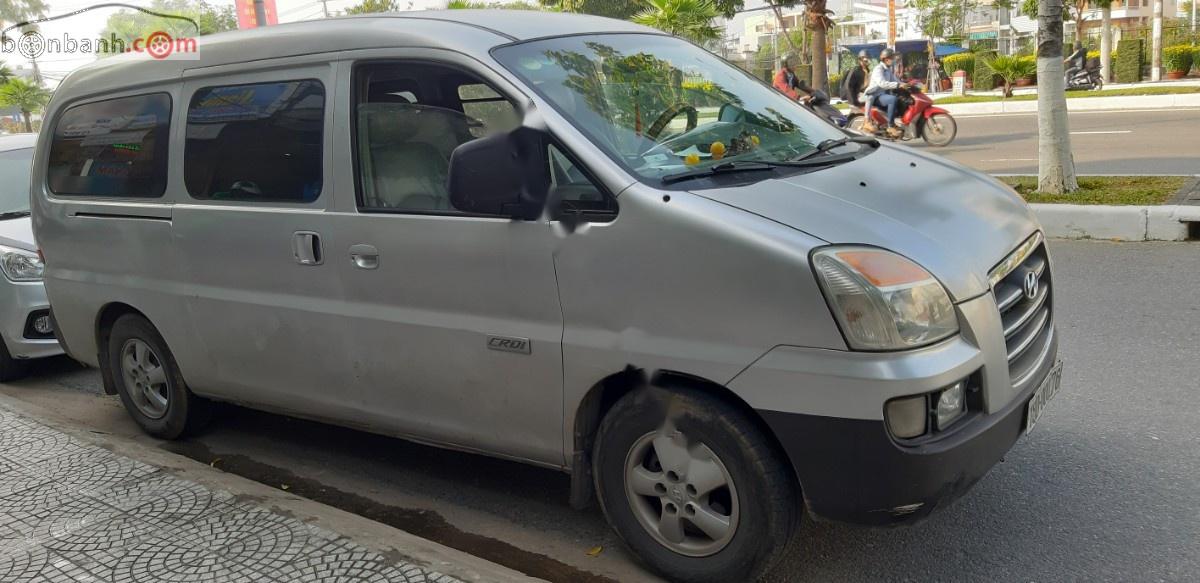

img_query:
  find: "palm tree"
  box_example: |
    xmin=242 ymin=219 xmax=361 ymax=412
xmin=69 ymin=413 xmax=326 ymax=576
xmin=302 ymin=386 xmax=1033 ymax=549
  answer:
xmin=803 ymin=0 xmax=835 ymax=93
xmin=0 ymin=62 xmax=12 ymax=84
xmin=0 ymin=78 xmax=50 ymax=133
xmin=1099 ymin=0 xmax=1113 ymax=82
xmin=1035 ymin=0 xmax=1077 ymax=194
xmin=632 ymin=0 xmax=721 ymax=45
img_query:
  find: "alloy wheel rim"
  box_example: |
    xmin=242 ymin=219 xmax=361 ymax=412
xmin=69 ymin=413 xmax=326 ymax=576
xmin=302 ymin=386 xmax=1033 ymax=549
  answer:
xmin=120 ymin=339 xmax=170 ymax=420
xmin=623 ymin=428 xmax=739 ymax=557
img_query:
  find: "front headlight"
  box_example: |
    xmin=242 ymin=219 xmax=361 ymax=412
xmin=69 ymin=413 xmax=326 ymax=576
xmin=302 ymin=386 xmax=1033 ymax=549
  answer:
xmin=812 ymin=246 xmax=958 ymax=351
xmin=0 ymin=245 xmax=44 ymax=282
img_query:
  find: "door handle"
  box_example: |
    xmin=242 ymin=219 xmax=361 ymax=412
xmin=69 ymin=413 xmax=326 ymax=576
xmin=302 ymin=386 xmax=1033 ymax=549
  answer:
xmin=293 ymin=231 xmax=323 ymax=266
xmin=349 ymin=244 xmax=380 ymax=270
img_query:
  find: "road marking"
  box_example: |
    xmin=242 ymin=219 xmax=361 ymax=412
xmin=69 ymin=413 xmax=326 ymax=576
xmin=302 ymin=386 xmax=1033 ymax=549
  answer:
xmin=1070 ymin=130 xmax=1132 ymax=135
xmin=981 ymin=158 xmax=1038 ymax=162
xmin=955 ymin=107 xmax=1200 ymax=118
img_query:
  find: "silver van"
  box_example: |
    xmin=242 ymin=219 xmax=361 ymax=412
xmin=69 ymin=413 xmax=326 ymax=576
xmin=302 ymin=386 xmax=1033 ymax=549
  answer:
xmin=33 ymin=11 xmax=1061 ymax=582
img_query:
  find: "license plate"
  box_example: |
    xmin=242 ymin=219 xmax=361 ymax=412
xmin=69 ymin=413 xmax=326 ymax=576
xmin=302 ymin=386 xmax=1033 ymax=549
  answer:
xmin=1025 ymin=361 xmax=1064 ymax=435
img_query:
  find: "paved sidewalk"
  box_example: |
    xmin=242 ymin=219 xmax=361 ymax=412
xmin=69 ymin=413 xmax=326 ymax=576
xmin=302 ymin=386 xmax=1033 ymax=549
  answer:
xmin=0 ymin=406 xmax=461 ymax=583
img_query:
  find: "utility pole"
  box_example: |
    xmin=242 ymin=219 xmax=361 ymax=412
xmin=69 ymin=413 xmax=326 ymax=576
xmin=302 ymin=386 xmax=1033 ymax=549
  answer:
xmin=322 ymin=0 xmax=330 ymax=18
xmin=1150 ymin=0 xmax=1162 ymax=81
xmin=254 ymin=0 xmax=267 ymax=27
xmin=1192 ymin=0 xmax=1196 ymax=33
xmin=887 ymin=0 xmax=896 ymax=47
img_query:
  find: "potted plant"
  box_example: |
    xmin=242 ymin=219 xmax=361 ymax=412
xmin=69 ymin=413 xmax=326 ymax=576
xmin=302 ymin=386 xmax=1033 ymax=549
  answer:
xmin=983 ymin=55 xmax=1037 ymax=98
xmin=1163 ymin=45 xmax=1194 ymax=79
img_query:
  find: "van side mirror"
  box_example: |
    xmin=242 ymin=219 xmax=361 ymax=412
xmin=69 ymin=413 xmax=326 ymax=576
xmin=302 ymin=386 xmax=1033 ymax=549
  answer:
xmin=447 ymin=127 xmax=550 ymax=220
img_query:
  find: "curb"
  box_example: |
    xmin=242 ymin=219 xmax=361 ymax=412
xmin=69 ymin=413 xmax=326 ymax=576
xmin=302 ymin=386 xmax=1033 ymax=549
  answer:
xmin=1032 ymin=203 xmax=1200 ymax=241
xmin=937 ymin=92 xmax=1200 ymax=115
xmin=0 ymin=392 xmax=545 ymax=583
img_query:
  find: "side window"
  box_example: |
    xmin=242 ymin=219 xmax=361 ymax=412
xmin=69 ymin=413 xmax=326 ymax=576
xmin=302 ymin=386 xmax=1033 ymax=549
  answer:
xmin=549 ymin=144 xmax=616 ymax=220
xmin=47 ymin=93 xmax=171 ymax=197
xmin=458 ymin=84 xmax=519 ymax=138
xmin=185 ymin=79 xmax=325 ymax=202
xmin=355 ymin=63 xmax=517 ymax=213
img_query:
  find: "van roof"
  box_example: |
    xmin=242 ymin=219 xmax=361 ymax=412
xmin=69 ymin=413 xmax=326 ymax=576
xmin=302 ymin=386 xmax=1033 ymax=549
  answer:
xmin=52 ymin=11 xmax=659 ymax=106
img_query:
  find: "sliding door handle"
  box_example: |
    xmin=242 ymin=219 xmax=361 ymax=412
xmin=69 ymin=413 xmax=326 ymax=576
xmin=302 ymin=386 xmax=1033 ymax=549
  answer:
xmin=349 ymin=244 xmax=380 ymax=270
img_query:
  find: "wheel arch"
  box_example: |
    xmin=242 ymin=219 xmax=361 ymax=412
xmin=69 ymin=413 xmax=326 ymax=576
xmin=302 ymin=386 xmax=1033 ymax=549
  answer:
xmin=568 ymin=366 xmax=800 ymax=511
xmin=94 ymin=302 xmax=150 ymax=396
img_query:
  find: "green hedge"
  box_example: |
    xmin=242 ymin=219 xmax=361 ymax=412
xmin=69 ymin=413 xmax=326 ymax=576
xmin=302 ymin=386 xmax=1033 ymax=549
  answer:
xmin=1195 ymin=47 xmax=1200 ymax=72
xmin=943 ymin=53 xmax=976 ymax=78
xmin=1115 ymin=38 xmax=1143 ymax=83
xmin=1163 ymin=45 xmax=1194 ymax=73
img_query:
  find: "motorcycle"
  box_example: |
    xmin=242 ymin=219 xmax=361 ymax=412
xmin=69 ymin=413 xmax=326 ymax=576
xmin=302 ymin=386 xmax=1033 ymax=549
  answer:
xmin=1066 ymin=58 xmax=1104 ymax=91
xmin=847 ymin=83 xmax=957 ymax=147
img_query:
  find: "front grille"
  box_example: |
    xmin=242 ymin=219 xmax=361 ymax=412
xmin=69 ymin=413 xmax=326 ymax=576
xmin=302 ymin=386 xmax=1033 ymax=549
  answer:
xmin=990 ymin=234 xmax=1054 ymax=388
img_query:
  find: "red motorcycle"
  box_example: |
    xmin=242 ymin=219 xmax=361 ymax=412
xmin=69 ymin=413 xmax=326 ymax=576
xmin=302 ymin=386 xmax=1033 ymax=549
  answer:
xmin=847 ymin=83 xmax=957 ymax=147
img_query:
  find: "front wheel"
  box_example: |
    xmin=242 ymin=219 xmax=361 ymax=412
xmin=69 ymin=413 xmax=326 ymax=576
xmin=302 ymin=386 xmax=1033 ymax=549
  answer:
xmin=921 ymin=113 xmax=958 ymax=147
xmin=593 ymin=387 xmax=799 ymax=583
xmin=847 ymin=114 xmax=867 ymax=134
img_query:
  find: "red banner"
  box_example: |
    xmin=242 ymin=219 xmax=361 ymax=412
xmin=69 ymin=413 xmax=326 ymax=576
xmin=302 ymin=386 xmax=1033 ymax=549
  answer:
xmin=235 ymin=0 xmax=279 ymax=29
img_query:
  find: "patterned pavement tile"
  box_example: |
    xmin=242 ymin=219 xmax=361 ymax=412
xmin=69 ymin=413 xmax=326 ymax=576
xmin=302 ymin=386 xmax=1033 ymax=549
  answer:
xmin=0 ymin=407 xmax=466 ymax=583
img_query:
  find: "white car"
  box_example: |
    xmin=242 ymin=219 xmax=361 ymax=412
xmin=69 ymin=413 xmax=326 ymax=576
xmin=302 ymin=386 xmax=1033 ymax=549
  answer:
xmin=0 ymin=133 xmax=61 ymax=379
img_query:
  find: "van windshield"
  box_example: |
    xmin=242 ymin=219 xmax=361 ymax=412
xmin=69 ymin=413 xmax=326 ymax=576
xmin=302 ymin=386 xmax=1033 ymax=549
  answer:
xmin=0 ymin=148 xmax=33 ymax=215
xmin=493 ymin=34 xmax=849 ymax=183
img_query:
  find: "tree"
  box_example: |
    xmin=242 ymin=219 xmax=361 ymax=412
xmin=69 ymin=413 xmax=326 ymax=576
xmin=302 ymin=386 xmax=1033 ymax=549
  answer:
xmin=0 ymin=62 xmax=11 ymax=84
xmin=1150 ymin=0 xmax=1163 ymax=81
xmin=982 ymin=54 xmax=1035 ymax=97
xmin=912 ymin=0 xmax=968 ymax=41
xmin=0 ymin=78 xmax=49 ymax=133
xmin=539 ymin=0 xmax=644 ymax=19
xmin=101 ymin=0 xmax=235 ymax=55
xmin=632 ymin=0 xmax=721 ymax=44
xmin=0 ymin=0 xmax=46 ymax=29
xmin=803 ymin=0 xmax=835 ymax=93
xmin=1099 ymin=1 xmax=1112 ymax=81
xmin=346 ymin=0 xmax=398 ymax=14
xmin=765 ymin=1 xmax=801 ymax=55
xmin=1036 ymin=0 xmax=1077 ymax=194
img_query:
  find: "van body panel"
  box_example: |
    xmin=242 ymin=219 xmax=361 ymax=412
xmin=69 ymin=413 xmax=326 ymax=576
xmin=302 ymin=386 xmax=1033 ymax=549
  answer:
xmin=692 ymin=145 xmax=1038 ymax=302
xmin=553 ymin=185 xmax=845 ymax=454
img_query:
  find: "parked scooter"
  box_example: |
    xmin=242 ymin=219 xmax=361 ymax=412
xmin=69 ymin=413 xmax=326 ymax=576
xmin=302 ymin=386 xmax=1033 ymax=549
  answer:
xmin=1066 ymin=58 xmax=1104 ymax=91
xmin=847 ymin=83 xmax=957 ymax=147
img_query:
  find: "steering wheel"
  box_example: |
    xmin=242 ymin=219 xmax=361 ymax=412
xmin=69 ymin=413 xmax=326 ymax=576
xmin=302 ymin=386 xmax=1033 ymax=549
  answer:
xmin=645 ymin=103 xmax=698 ymax=141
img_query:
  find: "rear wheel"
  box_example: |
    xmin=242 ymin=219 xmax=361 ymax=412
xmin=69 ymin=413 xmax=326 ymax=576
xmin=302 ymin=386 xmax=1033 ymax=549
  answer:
xmin=921 ymin=113 xmax=958 ymax=147
xmin=593 ymin=387 xmax=798 ymax=583
xmin=107 ymin=314 xmax=211 ymax=439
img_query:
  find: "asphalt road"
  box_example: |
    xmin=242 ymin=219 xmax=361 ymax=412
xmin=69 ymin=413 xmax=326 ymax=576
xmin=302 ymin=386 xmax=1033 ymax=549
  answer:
xmin=3 ymin=240 xmax=1198 ymax=582
xmin=915 ymin=108 xmax=1200 ymax=175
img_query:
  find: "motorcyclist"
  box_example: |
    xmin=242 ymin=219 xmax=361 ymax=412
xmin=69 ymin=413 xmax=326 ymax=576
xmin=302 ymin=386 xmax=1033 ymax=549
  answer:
xmin=773 ymin=56 xmax=814 ymax=105
xmin=840 ymin=50 xmax=871 ymax=113
xmin=1065 ymin=41 xmax=1086 ymax=82
xmin=863 ymin=48 xmax=909 ymax=138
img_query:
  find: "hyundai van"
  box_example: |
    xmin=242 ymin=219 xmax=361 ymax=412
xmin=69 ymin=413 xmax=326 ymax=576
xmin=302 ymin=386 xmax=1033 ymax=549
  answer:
xmin=32 ymin=11 xmax=1061 ymax=582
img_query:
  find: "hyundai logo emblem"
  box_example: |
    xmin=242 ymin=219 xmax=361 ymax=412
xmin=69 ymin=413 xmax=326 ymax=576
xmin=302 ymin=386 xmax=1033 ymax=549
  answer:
xmin=1023 ymin=271 xmax=1039 ymax=300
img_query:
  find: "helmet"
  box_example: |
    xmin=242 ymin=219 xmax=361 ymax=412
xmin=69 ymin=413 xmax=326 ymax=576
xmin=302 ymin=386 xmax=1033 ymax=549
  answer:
xmin=857 ymin=50 xmax=869 ymax=59
xmin=880 ymin=48 xmax=896 ymax=60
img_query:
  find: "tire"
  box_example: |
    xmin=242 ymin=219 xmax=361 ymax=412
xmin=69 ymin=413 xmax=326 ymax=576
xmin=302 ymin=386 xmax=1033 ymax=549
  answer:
xmin=593 ymin=387 xmax=799 ymax=583
xmin=0 ymin=340 xmax=29 ymax=382
xmin=107 ymin=314 xmax=211 ymax=439
xmin=921 ymin=113 xmax=958 ymax=147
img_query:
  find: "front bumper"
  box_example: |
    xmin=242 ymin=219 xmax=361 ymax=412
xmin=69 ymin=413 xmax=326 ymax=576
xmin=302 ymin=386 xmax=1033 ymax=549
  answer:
xmin=729 ymin=292 xmax=1059 ymax=525
xmin=0 ymin=278 xmax=63 ymax=360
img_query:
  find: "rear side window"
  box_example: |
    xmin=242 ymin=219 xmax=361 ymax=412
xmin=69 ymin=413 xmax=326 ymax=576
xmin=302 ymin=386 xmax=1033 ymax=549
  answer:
xmin=47 ymin=93 xmax=171 ymax=197
xmin=185 ymin=80 xmax=325 ymax=202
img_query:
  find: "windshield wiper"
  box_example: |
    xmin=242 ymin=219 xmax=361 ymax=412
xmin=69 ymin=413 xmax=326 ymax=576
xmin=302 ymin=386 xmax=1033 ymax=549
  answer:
xmin=0 ymin=211 xmax=30 ymax=220
xmin=791 ymin=135 xmax=878 ymax=163
xmin=661 ymin=161 xmax=778 ymax=185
